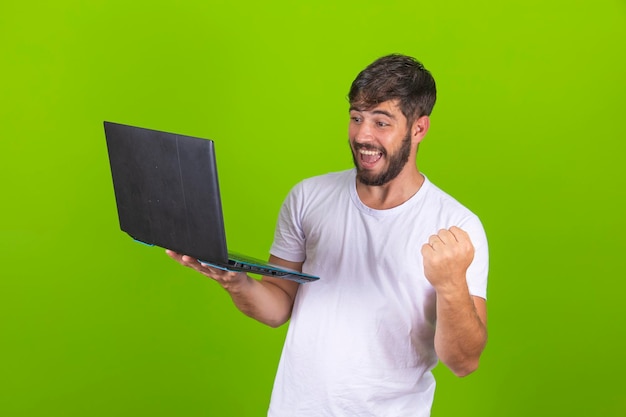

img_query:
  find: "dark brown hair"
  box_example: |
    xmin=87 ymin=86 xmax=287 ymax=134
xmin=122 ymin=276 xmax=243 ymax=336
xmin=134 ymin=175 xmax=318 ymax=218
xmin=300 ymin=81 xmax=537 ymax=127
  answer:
xmin=348 ymin=54 xmax=437 ymax=124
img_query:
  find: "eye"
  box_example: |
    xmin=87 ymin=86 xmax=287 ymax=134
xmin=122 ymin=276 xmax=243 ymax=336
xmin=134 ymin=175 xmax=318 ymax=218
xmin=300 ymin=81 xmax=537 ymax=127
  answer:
xmin=350 ymin=116 xmax=362 ymax=123
xmin=376 ymin=120 xmax=389 ymax=128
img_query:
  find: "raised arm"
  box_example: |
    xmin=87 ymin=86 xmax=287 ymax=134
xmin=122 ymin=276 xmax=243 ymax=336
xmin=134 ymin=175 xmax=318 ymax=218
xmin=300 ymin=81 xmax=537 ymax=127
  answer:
xmin=421 ymin=227 xmax=488 ymax=377
xmin=166 ymin=251 xmax=301 ymax=328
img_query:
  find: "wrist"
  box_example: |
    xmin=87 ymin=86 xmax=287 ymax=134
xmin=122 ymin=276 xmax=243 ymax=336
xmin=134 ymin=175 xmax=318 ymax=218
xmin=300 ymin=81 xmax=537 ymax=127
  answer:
xmin=434 ymin=278 xmax=470 ymax=300
xmin=221 ymin=272 xmax=253 ymax=294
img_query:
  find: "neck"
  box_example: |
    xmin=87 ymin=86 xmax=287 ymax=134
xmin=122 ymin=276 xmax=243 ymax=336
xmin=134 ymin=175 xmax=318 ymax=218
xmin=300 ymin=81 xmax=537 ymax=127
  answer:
xmin=356 ymin=167 xmax=424 ymax=210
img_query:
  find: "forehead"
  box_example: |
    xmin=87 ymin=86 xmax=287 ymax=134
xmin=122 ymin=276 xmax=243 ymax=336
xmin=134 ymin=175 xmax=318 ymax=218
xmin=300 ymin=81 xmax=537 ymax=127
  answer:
xmin=350 ymin=99 xmax=405 ymax=118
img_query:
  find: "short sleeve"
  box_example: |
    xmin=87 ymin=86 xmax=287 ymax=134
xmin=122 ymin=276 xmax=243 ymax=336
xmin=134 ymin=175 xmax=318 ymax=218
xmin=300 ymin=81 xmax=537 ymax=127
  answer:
xmin=270 ymin=182 xmax=307 ymax=263
xmin=461 ymin=215 xmax=489 ymax=300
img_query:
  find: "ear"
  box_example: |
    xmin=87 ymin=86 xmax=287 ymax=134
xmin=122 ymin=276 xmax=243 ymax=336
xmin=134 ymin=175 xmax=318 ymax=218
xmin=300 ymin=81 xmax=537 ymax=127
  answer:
xmin=411 ymin=115 xmax=430 ymax=145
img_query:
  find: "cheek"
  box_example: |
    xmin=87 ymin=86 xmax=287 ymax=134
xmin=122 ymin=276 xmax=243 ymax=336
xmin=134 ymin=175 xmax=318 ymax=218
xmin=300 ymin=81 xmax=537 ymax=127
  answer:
xmin=348 ymin=125 xmax=358 ymax=139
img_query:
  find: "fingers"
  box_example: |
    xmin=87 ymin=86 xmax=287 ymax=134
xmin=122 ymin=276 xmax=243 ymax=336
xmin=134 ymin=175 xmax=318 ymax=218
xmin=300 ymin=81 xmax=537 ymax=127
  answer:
xmin=181 ymin=254 xmax=202 ymax=268
xmin=448 ymin=226 xmax=470 ymax=243
xmin=423 ymin=227 xmax=474 ymax=269
xmin=421 ymin=241 xmax=434 ymax=257
xmin=426 ymin=230 xmax=451 ymax=250
xmin=165 ymin=249 xmax=244 ymax=285
xmin=181 ymin=255 xmax=224 ymax=276
xmin=166 ymin=250 xmax=201 ymax=269
xmin=427 ymin=234 xmax=447 ymax=249
xmin=427 ymin=227 xmax=471 ymax=247
xmin=422 ymin=227 xmax=475 ymax=288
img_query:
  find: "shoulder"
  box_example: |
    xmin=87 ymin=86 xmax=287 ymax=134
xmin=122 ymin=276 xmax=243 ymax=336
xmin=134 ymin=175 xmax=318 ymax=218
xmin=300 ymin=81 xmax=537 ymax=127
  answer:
xmin=281 ymin=169 xmax=354 ymax=216
xmin=422 ymin=176 xmax=478 ymax=218
xmin=420 ymin=176 xmax=486 ymax=237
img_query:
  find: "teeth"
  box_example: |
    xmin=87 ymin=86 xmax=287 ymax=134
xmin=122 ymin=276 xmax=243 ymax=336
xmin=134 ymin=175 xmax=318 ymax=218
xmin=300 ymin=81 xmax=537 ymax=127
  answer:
xmin=359 ymin=149 xmax=381 ymax=156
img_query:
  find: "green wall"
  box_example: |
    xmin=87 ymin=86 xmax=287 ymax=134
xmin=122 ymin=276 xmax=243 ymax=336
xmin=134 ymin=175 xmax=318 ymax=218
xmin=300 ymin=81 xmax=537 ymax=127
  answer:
xmin=1 ymin=1 xmax=625 ymax=416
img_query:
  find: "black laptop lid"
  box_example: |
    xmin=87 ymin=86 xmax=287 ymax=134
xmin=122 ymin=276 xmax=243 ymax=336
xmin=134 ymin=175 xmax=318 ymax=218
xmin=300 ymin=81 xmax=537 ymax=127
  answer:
xmin=104 ymin=121 xmax=229 ymax=263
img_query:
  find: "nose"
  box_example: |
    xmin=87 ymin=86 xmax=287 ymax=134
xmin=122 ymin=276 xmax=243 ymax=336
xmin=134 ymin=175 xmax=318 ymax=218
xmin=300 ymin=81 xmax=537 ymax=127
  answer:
xmin=351 ymin=120 xmax=374 ymax=143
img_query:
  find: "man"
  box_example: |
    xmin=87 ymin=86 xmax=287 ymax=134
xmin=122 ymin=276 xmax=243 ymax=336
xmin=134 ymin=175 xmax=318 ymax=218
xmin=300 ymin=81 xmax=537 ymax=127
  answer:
xmin=167 ymin=54 xmax=489 ymax=417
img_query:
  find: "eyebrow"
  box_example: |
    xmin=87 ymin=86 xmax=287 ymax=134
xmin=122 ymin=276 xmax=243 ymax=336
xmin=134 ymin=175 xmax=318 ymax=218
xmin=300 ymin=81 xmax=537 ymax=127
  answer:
xmin=349 ymin=106 xmax=396 ymax=119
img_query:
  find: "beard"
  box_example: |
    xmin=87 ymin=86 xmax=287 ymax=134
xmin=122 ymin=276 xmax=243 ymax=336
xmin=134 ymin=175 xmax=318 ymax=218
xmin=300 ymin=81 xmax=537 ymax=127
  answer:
xmin=351 ymin=130 xmax=412 ymax=186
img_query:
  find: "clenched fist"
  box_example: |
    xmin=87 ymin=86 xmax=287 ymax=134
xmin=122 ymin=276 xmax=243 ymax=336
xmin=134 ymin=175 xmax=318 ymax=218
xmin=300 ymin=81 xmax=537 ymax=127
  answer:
xmin=421 ymin=226 xmax=474 ymax=292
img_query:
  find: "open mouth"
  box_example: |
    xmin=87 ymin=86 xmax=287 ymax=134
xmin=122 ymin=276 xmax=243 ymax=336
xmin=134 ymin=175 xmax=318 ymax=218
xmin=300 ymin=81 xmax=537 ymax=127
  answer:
xmin=358 ymin=147 xmax=384 ymax=166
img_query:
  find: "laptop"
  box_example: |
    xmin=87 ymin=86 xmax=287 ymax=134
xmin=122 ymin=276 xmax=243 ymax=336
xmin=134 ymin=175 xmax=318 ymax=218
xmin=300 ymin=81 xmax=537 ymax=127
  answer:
xmin=103 ymin=121 xmax=319 ymax=284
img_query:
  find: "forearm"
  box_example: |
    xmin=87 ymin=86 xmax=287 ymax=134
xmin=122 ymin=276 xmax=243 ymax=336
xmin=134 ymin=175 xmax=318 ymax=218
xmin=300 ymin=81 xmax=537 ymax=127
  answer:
xmin=166 ymin=251 xmax=297 ymax=328
xmin=434 ymin=282 xmax=487 ymax=377
xmin=224 ymin=275 xmax=296 ymax=328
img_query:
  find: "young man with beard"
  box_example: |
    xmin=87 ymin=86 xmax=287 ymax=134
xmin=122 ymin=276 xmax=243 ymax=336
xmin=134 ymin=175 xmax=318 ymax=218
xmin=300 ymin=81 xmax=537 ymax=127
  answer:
xmin=167 ymin=54 xmax=489 ymax=417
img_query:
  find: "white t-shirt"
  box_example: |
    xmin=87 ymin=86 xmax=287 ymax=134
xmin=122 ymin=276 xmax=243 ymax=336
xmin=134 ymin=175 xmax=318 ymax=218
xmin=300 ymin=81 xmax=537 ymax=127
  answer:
xmin=268 ymin=169 xmax=489 ymax=417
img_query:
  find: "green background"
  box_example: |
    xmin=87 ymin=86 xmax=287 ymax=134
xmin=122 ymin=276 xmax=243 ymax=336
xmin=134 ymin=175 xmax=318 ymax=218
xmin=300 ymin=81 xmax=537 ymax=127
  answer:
xmin=1 ymin=0 xmax=625 ymax=416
